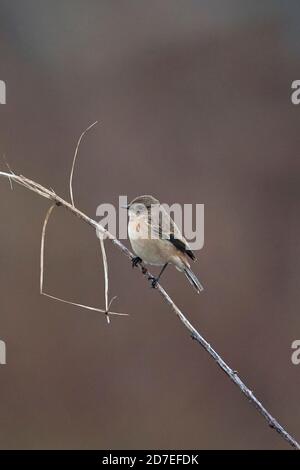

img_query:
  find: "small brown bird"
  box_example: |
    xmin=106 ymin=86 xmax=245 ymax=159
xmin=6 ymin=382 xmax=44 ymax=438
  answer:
xmin=125 ymin=195 xmax=203 ymax=293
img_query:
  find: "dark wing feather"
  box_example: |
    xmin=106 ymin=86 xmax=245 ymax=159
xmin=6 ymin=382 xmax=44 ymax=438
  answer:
xmin=147 ymin=205 xmax=197 ymax=261
xmin=169 ymin=234 xmax=196 ymax=261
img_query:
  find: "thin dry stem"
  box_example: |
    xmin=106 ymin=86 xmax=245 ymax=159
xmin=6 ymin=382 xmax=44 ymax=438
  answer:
xmin=99 ymin=236 xmax=111 ymax=324
xmin=40 ymin=204 xmax=56 ymax=294
xmin=69 ymin=120 xmax=115 ymax=324
xmin=69 ymin=121 xmax=98 ymax=207
xmin=39 ymin=196 xmax=127 ymax=319
xmin=2 ymin=155 xmax=14 ymax=190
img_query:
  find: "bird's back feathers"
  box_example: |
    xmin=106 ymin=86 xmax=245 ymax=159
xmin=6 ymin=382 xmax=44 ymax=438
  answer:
xmin=146 ymin=205 xmax=196 ymax=261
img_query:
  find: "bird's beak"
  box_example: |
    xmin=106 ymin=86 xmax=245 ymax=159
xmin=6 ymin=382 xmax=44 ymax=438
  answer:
xmin=121 ymin=204 xmax=130 ymax=210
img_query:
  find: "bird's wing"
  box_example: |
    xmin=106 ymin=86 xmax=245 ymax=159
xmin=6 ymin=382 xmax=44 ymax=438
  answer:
xmin=146 ymin=205 xmax=196 ymax=261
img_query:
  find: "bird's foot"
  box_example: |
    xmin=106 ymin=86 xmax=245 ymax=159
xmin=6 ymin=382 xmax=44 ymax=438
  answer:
xmin=132 ymin=256 xmax=142 ymax=268
xmin=148 ymin=274 xmax=158 ymax=289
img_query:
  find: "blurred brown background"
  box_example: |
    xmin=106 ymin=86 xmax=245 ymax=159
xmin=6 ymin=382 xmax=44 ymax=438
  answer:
xmin=0 ymin=0 xmax=300 ymax=450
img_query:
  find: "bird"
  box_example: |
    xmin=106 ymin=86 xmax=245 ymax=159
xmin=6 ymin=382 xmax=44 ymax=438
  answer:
xmin=124 ymin=195 xmax=203 ymax=293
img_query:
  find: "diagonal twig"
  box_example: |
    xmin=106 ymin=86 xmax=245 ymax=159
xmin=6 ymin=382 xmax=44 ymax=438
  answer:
xmin=0 ymin=170 xmax=299 ymax=449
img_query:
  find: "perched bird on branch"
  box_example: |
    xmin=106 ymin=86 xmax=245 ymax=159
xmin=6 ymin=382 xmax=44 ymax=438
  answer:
xmin=124 ymin=195 xmax=203 ymax=293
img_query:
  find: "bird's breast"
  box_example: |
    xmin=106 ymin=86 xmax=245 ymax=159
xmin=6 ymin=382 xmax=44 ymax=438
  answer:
xmin=128 ymin=217 xmax=178 ymax=266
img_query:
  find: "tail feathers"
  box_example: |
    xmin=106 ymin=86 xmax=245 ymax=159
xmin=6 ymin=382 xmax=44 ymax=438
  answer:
xmin=184 ymin=268 xmax=204 ymax=294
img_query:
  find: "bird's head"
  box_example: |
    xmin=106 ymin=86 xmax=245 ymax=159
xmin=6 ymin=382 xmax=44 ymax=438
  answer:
xmin=124 ymin=195 xmax=160 ymax=217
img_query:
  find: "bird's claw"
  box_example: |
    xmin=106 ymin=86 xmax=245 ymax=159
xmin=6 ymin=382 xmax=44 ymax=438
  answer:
xmin=148 ymin=275 xmax=158 ymax=288
xmin=132 ymin=256 xmax=142 ymax=268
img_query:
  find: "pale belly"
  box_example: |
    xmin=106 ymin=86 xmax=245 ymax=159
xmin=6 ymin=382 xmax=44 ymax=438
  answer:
xmin=130 ymin=236 xmax=171 ymax=265
xmin=128 ymin=218 xmax=184 ymax=267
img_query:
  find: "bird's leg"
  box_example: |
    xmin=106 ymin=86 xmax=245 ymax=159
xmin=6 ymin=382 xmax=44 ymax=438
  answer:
xmin=132 ymin=256 xmax=142 ymax=268
xmin=157 ymin=263 xmax=169 ymax=282
xmin=148 ymin=263 xmax=168 ymax=288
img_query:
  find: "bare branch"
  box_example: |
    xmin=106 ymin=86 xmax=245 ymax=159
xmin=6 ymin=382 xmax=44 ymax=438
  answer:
xmin=0 ymin=169 xmax=299 ymax=449
xmin=69 ymin=121 xmax=98 ymax=207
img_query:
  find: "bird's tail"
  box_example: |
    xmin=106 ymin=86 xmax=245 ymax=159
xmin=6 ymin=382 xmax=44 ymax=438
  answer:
xmin=184 ymin=267 xmax=204 ymax=294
